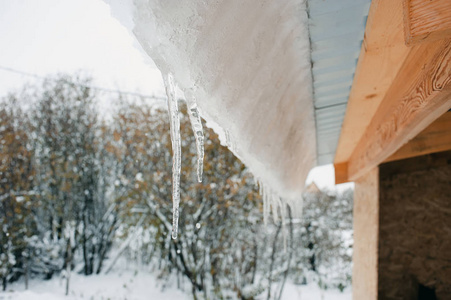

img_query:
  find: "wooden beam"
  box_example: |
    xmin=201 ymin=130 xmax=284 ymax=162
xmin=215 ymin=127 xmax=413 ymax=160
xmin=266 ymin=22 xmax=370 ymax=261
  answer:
xmin=403 ymin=0 xmax=451 ymax=46
xmin=347 ymin=39 xmax=451 ymax=181
xmin=334 ymin=0 xmax=451 ymax=183
xmin=385 ymin=111 xmax=451 ymax=162
xmin=334 ymin=162 xmax=348 ymax=185
xmin=334 ymin=0 xmax=411 ymax=165
xmin=353 ymin=168 xmax=379 ymax=300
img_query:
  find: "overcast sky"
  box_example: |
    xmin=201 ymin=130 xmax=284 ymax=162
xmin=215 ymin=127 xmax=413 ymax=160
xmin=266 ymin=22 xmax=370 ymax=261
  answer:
xmin=0 ymin=0 xmax=165 ymax=98
xmin=0 ymin=0 xmax=344 ymax=190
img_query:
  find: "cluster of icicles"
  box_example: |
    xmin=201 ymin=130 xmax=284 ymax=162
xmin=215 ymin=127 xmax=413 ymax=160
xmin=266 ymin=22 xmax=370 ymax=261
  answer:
xmin=163 ymin=73 xmax=296 ymax=240
xmin=163 ymin=73 xmax=204 ymax=239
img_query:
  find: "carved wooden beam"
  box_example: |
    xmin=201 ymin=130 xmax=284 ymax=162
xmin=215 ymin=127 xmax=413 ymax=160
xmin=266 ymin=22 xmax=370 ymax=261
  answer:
xmin=335 ymin=0 xmax=451 ymax=184
xmin=346 ymin=39 xmax=451 ymax=182
xmin=334 ymin=162 xmax=348 ymax=186
xmin=385 ymin=111 xmax=451 ymax=162
xmin=403 ymin=0 xmax=451 ymax=46
xmin=334 ymin=0 xmax=410 ymax=167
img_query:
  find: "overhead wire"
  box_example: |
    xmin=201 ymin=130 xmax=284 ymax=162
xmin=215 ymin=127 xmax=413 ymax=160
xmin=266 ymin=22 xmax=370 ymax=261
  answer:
xmin=0 ymin=65 xmax=166 ymax=101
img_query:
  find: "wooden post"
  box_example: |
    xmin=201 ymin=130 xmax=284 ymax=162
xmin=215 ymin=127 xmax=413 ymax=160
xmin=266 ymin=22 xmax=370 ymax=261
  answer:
xmin=352 ymin=168 xmax=379 ymax=300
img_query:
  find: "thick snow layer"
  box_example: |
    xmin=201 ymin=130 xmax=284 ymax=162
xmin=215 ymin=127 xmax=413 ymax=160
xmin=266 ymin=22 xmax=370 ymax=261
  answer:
xmin=0 ymin=271 xmax=189 ymax=300
xmin=0 ymin=272 xmax=351 ymax=300
xmin=106 ymin=0 xmax=316 ymax=202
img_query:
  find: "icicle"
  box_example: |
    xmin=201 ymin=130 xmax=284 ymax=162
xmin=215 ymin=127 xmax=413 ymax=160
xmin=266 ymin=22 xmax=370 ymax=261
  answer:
xmin=163 ymin=73 xmax=181 ymax=240
xmin=225 ymin=130 xmax=231 ymax=148
xmin=278 ymin=197 xmax=288 ymax=252
xmin=271 ymin=192 xmax=279 ymax=223
xmin=257 ymin=179 xmax=290 ymax=251
xmin=259 ymin=180 xmax=269 ymax=226
xmin=258 ymin=179 xmax=275 ymax=226
xmin=264 ymin=191 xmax=270 ymax=226
xmin=185 ymin=92 xmax=204 ymax=183
xmin=257 ymin=178 xmax=263 ymax=195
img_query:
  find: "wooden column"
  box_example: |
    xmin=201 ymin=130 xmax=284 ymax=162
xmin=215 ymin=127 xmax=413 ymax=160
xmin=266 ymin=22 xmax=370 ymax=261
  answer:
xmin=353 ymin=168 xmax=379 ymax=300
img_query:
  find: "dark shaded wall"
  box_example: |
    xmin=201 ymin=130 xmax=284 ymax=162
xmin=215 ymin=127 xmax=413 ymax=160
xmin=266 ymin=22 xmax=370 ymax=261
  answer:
xmin=378 ymin=151 xmax=451 ymax=300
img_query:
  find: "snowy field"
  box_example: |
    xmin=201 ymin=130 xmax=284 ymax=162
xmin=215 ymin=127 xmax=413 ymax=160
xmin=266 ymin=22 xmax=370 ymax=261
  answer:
xmin=0 ymin=270 xmax=351 ymax=300
xmin=0 ymin=270 xmax=187 ymax=300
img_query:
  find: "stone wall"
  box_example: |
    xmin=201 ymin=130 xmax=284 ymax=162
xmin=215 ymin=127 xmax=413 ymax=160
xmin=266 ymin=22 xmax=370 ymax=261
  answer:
xmin=378 ymin=151 xmax=451 ymax=299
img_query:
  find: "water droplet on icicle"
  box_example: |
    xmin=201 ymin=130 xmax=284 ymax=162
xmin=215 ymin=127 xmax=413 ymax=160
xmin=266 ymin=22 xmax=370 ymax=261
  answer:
xmin=163 ymin=73 xmax=181 ymax=240
xmin=185 ymin=91 xmax=204 ymax=183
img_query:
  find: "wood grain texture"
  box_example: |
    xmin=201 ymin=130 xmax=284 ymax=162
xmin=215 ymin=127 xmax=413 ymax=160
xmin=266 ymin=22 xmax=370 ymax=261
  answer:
xmin=334 ymin=0 xmax=410 ymax=164
xmin=352 ymin=168 xmax=379 ymax=300
xmin=404 ymin=0 xmax=451 ymax=46
xmin=334 ymin=162 xmax=348 ymax=185
xmin=385 ymin=111 xmax=451 ymax=162
xmin=347 ymin=39 xmax=451 ymax=181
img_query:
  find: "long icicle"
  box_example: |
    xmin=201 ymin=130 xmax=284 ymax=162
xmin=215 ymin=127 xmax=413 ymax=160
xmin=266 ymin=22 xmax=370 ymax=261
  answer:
xmin=163 ymin=73 xmax=181 ymax=240
xmin=185 ymin=91 xmax=204 ymax=182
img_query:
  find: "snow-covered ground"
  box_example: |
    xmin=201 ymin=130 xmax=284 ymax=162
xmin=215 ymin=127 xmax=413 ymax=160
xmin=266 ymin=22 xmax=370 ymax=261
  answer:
xmin=280 ymin=283 xmax=351 ymax=300
xmin=0 ymin=270 xmax=351 ymax=300
xmin=0 ymin=270 xmax=188 ymax=300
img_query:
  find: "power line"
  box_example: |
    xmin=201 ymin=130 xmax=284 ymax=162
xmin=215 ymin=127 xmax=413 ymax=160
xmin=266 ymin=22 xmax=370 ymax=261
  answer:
xmin=0 ymin=65 xmax=166 ymax=101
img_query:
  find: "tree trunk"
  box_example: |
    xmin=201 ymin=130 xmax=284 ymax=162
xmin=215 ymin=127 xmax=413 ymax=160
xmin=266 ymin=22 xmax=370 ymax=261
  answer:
xmin=267 ymin=223 xmax=282 ymax=300
xmin=65 ymin=238 xmax=72 ymax=296
xmin=277 ymin=206 xmax=293 ymax=300
xmin=82 ymin=226 xmax=89 ymax=275
xmin=24 ymin=252 xmax=29 ymax=290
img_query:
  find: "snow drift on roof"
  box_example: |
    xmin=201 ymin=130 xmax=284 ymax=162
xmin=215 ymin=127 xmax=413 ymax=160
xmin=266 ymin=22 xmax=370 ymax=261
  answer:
xmin=106 ymin=0 xmax=316 ymax=202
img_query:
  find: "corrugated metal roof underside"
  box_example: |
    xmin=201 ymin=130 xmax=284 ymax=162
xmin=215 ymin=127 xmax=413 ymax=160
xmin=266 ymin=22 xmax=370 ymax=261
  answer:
xmin=307 ymin=0 xmax=371 ymax=165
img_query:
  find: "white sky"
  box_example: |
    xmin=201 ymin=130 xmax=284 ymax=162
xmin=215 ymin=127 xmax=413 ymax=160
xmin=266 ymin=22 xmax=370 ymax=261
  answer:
xmin=0 ymin=0 xmax=165 ymax=98
xmin=306 ymin=164 xmax=353 ymax=192
xmin=0 ymin=0 xmax=344 ymax=191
